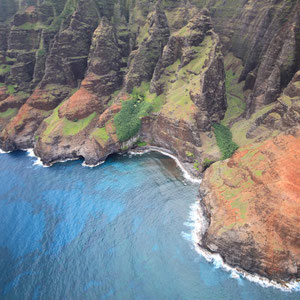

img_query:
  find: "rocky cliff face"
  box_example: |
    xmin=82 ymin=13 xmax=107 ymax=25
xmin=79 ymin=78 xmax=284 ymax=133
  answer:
xmin=204 ymin=0 xmax=300 ymax=116
xmin=142 ymin=9 xmax=226 ymax=163
xmin=0 ymin=0 xmax=226 ymax=172
xmin=0 ymin=0 xmax=299 ymax=283
xmin=199 ymin=130 xmax=300 ymax=281
xmin=124 ymin=1 xmax=170 ymax=92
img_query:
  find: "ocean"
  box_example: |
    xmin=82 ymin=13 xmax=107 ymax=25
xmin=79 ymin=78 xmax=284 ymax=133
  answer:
xmin=0 ymin=151 xmax=299 ymax=299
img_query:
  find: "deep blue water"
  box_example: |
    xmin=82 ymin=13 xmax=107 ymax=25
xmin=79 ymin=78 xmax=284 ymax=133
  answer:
xmin=0 ymin=151 xmax=299 ymax=300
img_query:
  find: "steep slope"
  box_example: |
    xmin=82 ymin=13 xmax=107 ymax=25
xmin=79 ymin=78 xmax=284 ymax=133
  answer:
xmin=31 ymin=5 xmax=225 ymax=170
xmin=199 ymin=130 xmax=300 ymax=281
xmin=0 ymin=0 xmax=299 ymax=284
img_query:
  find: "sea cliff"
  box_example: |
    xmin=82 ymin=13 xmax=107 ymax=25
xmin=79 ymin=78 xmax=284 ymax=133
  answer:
xmin=0 ymin=0 xmax=299 ymax=284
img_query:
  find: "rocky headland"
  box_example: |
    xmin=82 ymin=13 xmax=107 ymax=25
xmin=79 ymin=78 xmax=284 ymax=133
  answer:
xmin=0 ymin=0 xmax=299 ymax=285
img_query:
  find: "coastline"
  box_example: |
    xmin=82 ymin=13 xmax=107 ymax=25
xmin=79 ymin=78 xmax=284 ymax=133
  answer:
xmin=0 ymin=149 xmax=11 ymax=154
xmin=128 ymin=146 xmax=202 ymax=184
xmin=2 ymin=145 xmax=202 ymax=184
xmin=1 ymin=145 xmax=300 ymax=292
xmin=187 ymin=199 xmax=300 ymax=292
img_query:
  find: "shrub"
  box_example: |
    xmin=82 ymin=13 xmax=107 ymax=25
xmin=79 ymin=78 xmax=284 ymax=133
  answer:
xmin=137 ymin=140 xmax=147 ymax=147
xmin=114 ymin=94 xmax=152 ymax=142
xmin=213 ymin=123 xmax=239 ymax=160
xmin=7 ymin=85 xmax=16 ymax=94
xmin=37 ymin=49 xmax=46 ymax=58
xmin=193 ymin=160 xmax=200 ymax=171
xmin=202 ymin=158 xmax=214 ymax=170
xmin=185 ymin=151 xmax=194 ymax=157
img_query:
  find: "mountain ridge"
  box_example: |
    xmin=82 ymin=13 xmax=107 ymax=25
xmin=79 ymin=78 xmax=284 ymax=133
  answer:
xmin=0 ymin=0 xmax=299 ymax=283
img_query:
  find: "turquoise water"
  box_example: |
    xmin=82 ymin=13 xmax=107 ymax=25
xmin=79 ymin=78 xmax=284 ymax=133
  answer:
xmin=0 ymin=151 xmax=299 ymax=300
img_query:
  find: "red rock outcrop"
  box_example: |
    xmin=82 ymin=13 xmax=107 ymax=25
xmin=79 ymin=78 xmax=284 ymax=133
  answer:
xmin=199 ymin=131 xmax=300 ymax=281
xmin=59 ymin=88 xmax=100 ymax=121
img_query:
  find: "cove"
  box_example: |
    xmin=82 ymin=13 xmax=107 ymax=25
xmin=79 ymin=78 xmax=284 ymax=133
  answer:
xmin=0 ymin=151 xmax=299 ymax=300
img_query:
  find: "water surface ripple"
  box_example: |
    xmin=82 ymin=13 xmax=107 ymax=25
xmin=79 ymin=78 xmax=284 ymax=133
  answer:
xmin=0 ymin=151 xmax=299 ymax=299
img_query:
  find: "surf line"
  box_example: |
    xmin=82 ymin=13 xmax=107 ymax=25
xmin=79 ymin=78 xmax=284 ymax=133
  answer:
xmin=129 ymin=146 xmax=202 ymax=185
xmin=2 ymin=145 xmax=202 ymax=185
xmin=186 ymin=199 xmax=300 ymax=292
xmin=0 ymin=149 xmax=11 ymax=154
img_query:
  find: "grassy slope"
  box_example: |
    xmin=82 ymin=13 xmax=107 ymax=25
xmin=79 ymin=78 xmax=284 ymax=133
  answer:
xmin=42 ymin=103 xmax=97 ymax=141
xmin=161 ymin=35 xmax=213 ymax=122
xmin=221 ymin=54 xmax=246 ymax=126
xmin=0 ymin=108 xmax=17 ymax=119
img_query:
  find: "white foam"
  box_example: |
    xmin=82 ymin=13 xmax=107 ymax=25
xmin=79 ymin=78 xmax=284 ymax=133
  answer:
xmin=0 ymin=149 xmax=11 ymax=154
xmin=82 ymin=160 xmax=105 ymax=168
xmin=185 ymin=199 xmax=300 ymax=292
xmin=129 ymin=146 xmax=202 ymax=184
xmin=53 ymin=157 xmax=78 ymax=165
xmin=2 ymin=144 xmax=203 ymax=184
xmin=26 ymin=149 xmax=48 ymax=167
xmin=26 ymin=149 xmax=35 ymax=157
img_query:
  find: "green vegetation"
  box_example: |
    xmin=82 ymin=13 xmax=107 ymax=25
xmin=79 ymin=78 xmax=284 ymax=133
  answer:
xmin=185 ymin=151 xmax=194 ymax=157
xmin=6 ymin=57 xmax=16 ymax=63
xmin=37 ymin=48 xmax=46 ymax=58
xmin=0 ymin=108 xmax=17 ymax=118
xmin=91 ymin=127 xmax=110 ymax=145
xmin=213 ymin=123 xmax=239 ymax=160
xmin=193 ymin=160 xmax=200 ymax=171
xmin=47 ymin=0 xmax=78 ymax=32
xmin=185 ymin=36 xmax=213 ymax=73
xmin=0 ymin=64 xmax=11 ymax=76
xmin=63 ymin=112 xmax=96 ymax=136
xmin=43 ymin=104 xmax=96 ymax=139
xmin=114 ymin=93 xmax=152 ymax=142
xmin=222 ymin=95 xmax=246 ymax=126
xmin=231 ymin=198 xmax=248 ymax=220
xmin=159 ymin=36 xmax=214 ymax=121
xmin=253 ymin=170 xmax=263 ymax=177
xmin=15 ymin=22 xmax=48 ymax=30
xmin=221 ymin=66 xmax=246 ymax=126
xmin=0 ymin=83 xmax=17 ymax=95
xmin=137 ymin=140 xmax=147 ymax=147
xmin=132 ymin=81 xmax=165 ymax=113
xmin=202 ymin=158 xmax=214 ymax=169
xmin=144 ymin=92 xmax=165 ymax=112
xmin=230 ymin=100 xmax=283 ymax=146
xmin=131 ymin=81 xmax=150 ymax=95
xmin=7 ymin=85 xmax=16 ymax=94
xmin=43 ymin=105 xmax=61 ymax=137
xmin=16 ymin=91 xmax=30 ymax=98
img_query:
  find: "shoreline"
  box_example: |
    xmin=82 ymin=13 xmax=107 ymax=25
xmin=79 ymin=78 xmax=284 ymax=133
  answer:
xmin=1 ymin=145 xmax=201 ymax=184
xmin=1 ymin=146 xmax=300 ymax=292
xmin=128 ymin=146 xmax=202 ymax=184
xmin=0 ymin=149 xmax=11 ymax=154
xmin=187 ymin=199 xmax=300 ymax=292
